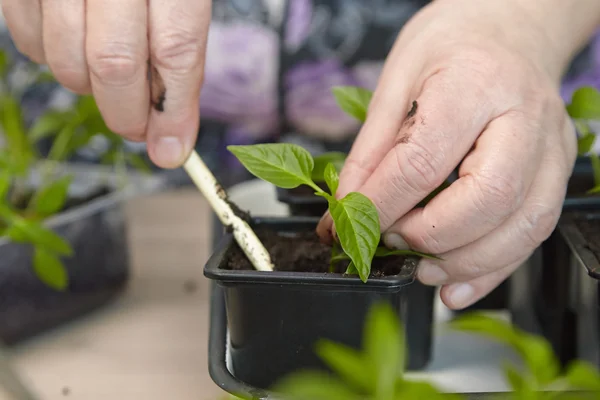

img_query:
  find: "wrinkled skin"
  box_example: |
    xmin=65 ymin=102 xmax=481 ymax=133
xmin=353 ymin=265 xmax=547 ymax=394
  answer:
xmin=316 ymin=0 xmax=580 ymax=309
xmin=2 ymin=0 xmax=595 ymax=310
xmin=1 ymin=0 xmax=211 ymax=168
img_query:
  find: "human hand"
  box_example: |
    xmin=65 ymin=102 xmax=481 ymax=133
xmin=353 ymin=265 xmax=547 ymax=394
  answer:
xmin=1 ymin=0 xmax=211 ymax=168
xmin=317 ymin=0 xmax=579 ymax=309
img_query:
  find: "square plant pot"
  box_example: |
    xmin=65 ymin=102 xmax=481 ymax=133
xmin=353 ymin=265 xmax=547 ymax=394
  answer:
xmin=204 ymin=217 xmax=435 ymax=391
xmin=557 ymin=210 xmax=600 ymax=367
xmin=0 ymin=163 xmax=166 ymax=344
xmin=509 ymin=157 xmax=599 ymax=366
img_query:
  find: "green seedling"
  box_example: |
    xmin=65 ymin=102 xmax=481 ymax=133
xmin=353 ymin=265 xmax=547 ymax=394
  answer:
xmin=0 ymin=49 xmax=149 ymax=290
xmin=229 ymin=86 xmax=445 ymax=282
xmin=451 ymin=313 xmax=600 ymax=399
xmin=567 ymin=86 xmax=600 ymax=194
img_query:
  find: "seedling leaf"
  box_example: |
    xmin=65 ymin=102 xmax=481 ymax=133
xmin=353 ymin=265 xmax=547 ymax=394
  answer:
xmin=577 ymin=132 xmax=597 ymax=156
xmin=564 ymin=361 xmax=600 ymax=391
xmin=345 ymin=261 xmax=358 ymax=275
xmin=329 ymin=192 xmax=380 ymax=282
xmin=33 ymin=247 xmax=68 ymax=291
xmin=29 ymin=111 xmax=68 ymax=142
xmin=273 ymin=371 xmax=360 ymax=400
xmin=503 ymin=363 xmax=535 ymax=395
xmin=228 ymin=144 xmax=314 ymax=189
xmin=567 ymin=87 xmax=600 ymax=120
xmin=332 ymin=86 xmax=373 ymax=123
xmin=312 ymin=152 xmax=346 ymax=182
xmin=324 ymin=163 xmax=339 ymax=195
xmin=315 ymin=339 xmax=373 ymax=393
xmin=374 ymin=247 xmax=442 ymax=260
xmin=7 ymin=220 xmax=73 ymax=256
xmin=30 ymin=175 xmax=72 ymax=216
xmin=364 ymin=303 xmax=404 ymax=399
xmin=450 ymin=313 xmax=559 ymax=386
xmin=0 ymin=49 xmax=9 ymax=78
xmin=0 ymin=171 xmax=10 ymax=201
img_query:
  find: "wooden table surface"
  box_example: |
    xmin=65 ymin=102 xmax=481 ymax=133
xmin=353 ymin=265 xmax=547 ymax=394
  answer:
xmin=7 ymin=189 xmax=225 ymax=400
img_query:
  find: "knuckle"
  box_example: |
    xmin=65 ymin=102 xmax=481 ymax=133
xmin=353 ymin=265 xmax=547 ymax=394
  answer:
xmin=152 ymin=30 xmax=203 ymax=71
xmin=88 ymin=46 xmax=143 ymax=86
xmin=472 ymin=173 xmax=522 ymax=219
xmin=519 ymin=203 xmax=560 ymax=248
xmin=394 ymin=141 xmax=442 ymax=193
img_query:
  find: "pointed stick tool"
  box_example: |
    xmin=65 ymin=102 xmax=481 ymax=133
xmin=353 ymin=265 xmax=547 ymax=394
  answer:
xmin=183 ymin=150 xmax=274 ymax=272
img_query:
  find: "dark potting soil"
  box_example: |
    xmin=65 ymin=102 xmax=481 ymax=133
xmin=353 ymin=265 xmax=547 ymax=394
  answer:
xmin=574 ymin=215 xmax=600 ymax=262
xmin=224 ymin=229 xmax=409 ymax=278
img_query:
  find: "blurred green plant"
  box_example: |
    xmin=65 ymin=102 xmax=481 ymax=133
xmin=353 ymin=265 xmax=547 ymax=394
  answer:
xmin=0 ymin=49 xmax=149 ymax=291
xmin=219 ymin=304 xmax=600 ymax=400
xmin=567 ymin=86 xmax=600 ymax=194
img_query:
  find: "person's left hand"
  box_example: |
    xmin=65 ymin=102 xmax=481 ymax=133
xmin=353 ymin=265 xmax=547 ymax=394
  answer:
xmin=316 ymin=0 xmax=578 ymax=310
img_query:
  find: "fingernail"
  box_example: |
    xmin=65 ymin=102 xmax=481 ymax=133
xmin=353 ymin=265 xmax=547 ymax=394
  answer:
xmin=417 ymin=260 xmax=449 ymax=285
xmin=155 ymin=136 xmax=187 ymax=168
xmin=447 ymin=283 xmax=475 ymax=309
xmin=383 ymin=233 xmax=410 ymax=250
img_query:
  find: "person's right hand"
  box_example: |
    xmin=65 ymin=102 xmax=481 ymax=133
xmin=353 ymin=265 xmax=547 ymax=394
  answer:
xmin=1 ymin=0 xmax=211 ymax=169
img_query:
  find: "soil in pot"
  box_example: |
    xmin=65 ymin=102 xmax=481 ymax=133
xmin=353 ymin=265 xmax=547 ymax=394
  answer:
xmin=224 ymin=229 xmax=411 ymax=278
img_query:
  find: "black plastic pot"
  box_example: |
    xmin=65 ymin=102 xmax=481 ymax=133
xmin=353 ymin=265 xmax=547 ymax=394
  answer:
xmin=0 ymin=164 xmax=165 ymax=344
xmin=204 ymin=217 xmax=434 ymax=391
xmin=275 ymin=185 xmax=328 ymax=217
xmin=557 ymin=211 xmax=600 ymax=367
xmin=509 ymin=157 xmax=600 ymax=366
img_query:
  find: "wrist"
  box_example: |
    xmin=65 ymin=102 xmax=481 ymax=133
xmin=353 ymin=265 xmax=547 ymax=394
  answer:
xmin=509 ymin=0 xmax=600 ymax=80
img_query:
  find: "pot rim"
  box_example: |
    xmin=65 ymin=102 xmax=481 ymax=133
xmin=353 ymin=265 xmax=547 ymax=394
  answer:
xmin=558 ymin=211 xmax=600 ymax=280
xmin=204 ymin=216 xmax=417 ymax=288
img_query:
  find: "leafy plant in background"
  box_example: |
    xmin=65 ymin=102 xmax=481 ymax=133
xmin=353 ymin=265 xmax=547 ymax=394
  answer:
xmin=567 ymin=86 xmax=600 ymax=194
xmin=228 ymin=86 xmax=446 ymax=282
xmin=0 ymin=49 xmax=149 ymax=291
xmin=223 ymin=304 xmax=600 ymax=400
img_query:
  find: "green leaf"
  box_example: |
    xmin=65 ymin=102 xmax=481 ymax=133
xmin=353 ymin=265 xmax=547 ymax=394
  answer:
xmin=590 ymin=154 xmax=600 ymax=188
xmin=312 ymin=152 xmax=346 ymax=182
xmin=577 ymin=132 xmax=597 ymax=156
xmin=324 ymin=163 xmax=339 ymax=195
xmin=332 ymin=86 xmax=373 ymax=123
xmin=228 ymin=144 xmax=315 ymax=189
xmin=588 ymin=185 xmax=600 ymax=195
xmin=329 ymin=192 xmax=380 ymax=282
xmin=33 ymin=247 xmax=68 ymax=291
xmin=0 ymin=171 xmax=11 ymax=201
xmin=29 ymin=111 xmax=69 ymax=142
xmin=345 ymin=261 xmax=358 ymax=275
xmin=7 ymin=219 xmax=73 ymax=256
xmin=0 ymin=49 xmax=9 ymax=78
xmin=504 ymin=363 xmax=534 ymax=394
xmin=0 ymin=95 xmax=33 ymax=173
xmin=364 ymin=303 xmax=404 ymax=399
xmin=35 ymin=70 xmax=56 ymax=84
xmin=315 ymin=339 xmax=373 ymax=393
xmin=567 ymin=87 xmax=600 ymax=120
xmin=374 ymin=247 xmax=442 ymax=260
xmin=30 ymin=175 xmax=72 ymax=216
xmin=450 ymin=313 xmax=560 ymax=386
xmin=273 ymin=371 xmax=360 ymax=400
xmin=564 ymin=361 xmax=600 ymax=391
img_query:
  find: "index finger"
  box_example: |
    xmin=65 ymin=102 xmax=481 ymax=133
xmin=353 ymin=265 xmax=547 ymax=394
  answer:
xmin=147 ymin=0 xmax=211 ymax=168
xmin=336 ymin=70 xmax=501 ymax=241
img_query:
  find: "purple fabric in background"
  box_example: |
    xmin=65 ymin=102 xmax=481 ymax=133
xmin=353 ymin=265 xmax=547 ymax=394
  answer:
xmin=202 ymin=1 xmax=600 ymax=152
